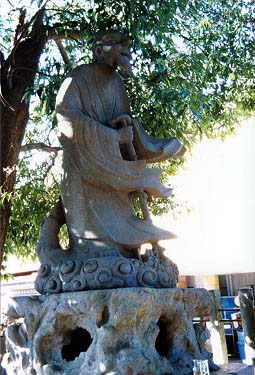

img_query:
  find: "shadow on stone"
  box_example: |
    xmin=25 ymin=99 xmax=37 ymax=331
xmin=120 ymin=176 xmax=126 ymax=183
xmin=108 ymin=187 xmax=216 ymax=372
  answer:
xmin=97 ymin=306 xmax=110 ymax=328
xmin=155 ymin=315 xmax=173 ymax=357
xmin=61 ymin=327 xmax=93 ymax=362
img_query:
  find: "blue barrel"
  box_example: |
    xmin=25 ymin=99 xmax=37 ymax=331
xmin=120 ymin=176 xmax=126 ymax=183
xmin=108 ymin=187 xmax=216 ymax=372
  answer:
xmin=221 ymin=296 xmax=239 ymax=319
xmin=237 ymin=340 xmax=246 ymax=360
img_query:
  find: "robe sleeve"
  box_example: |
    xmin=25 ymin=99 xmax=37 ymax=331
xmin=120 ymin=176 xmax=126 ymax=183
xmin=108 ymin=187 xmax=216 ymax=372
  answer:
xmin=133 ymin=119 xmax=185 ymax=163
xmin=56 ymin=75 xmax=172 ymax=198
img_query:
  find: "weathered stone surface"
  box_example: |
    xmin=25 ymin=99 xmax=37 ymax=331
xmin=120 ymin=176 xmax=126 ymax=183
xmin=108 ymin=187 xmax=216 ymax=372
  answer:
xmin=2 ymin=288 xmax=216 ymax=375
xmin=36 ymin=31 xmax=186 ymax=292
xmin=34 ymin=253 xmax=179 ymax=294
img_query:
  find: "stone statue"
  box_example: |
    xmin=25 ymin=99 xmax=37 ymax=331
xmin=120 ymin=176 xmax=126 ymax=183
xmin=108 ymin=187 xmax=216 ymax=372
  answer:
xmin=4 ymin=36 xmax=221 ymax=373
xmin=35 ymin=30 xmax=186 ymax=294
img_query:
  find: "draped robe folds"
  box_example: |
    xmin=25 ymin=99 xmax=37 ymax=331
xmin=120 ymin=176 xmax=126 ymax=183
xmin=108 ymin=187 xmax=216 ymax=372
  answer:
xmin=56 ymin=63 xmax=183 ymax=250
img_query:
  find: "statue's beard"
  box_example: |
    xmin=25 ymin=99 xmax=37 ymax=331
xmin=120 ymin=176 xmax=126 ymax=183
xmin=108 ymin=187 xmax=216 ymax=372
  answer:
xmin=116 ymin=54 xmax=132 ymax=78
xmin=101 ymin=49 xmax=132 ymax=78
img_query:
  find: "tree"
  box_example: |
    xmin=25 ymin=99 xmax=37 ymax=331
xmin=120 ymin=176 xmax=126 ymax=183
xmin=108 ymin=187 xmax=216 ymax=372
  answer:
xmin=1 ymin=0 xmax=255 ymax=269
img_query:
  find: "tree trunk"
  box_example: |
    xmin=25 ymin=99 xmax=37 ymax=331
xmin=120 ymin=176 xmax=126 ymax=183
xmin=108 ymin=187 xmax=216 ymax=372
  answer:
xmin=0 ymin=30 xmax=47 ymax=268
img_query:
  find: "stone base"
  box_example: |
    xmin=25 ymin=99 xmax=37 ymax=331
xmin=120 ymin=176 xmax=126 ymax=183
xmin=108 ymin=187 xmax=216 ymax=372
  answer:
xmin=2 ymin=288 xmax=217 ymax=375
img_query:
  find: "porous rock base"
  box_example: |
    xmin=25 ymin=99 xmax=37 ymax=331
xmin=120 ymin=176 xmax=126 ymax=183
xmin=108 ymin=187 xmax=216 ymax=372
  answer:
xmin=2 ymin=288 xmax=213 ymax=375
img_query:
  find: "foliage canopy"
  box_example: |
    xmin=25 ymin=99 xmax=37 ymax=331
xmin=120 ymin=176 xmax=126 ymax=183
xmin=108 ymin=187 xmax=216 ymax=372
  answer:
xmin=1 ymin=0 xmax=255 ymax=263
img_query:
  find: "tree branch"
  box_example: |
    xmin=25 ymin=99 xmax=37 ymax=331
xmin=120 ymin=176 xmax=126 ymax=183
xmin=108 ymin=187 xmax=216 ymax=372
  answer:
xmin=7 ymin=2 xmax=48 ymax=90
xmin=20 ymin=142 xmax=62 ymax=153
xmin=54 ymin=39 xmax=72 ymax=69
xmin=48 ymin=30 xmax=82 ymax=42
xmin=180 ymin=34 xmax=209 ymax=56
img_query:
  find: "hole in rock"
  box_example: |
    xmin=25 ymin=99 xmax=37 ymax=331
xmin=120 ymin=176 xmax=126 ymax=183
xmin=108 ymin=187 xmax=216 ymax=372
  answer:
xmin=61 ymin=327 xmax=93 ymax=361
xmin=155 ymin=316 xmax=173 ymax=357
xmin=97 ymin=306 xmax=110 ymax=328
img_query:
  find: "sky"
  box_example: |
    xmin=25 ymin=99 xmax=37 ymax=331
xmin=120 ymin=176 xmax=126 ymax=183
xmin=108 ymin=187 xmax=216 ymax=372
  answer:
xmin=157 ymin=118 xmax=255 ymax=275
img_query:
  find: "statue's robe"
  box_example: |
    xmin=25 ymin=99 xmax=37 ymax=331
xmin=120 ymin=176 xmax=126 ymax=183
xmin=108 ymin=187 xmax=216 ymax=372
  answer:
xmin=56 ymin=63 xmax=183 ymax=250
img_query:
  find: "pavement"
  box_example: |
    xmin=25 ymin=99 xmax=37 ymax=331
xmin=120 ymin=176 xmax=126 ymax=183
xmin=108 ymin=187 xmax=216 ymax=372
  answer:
xmin=213 ymin=362 xmax=254 ymax=374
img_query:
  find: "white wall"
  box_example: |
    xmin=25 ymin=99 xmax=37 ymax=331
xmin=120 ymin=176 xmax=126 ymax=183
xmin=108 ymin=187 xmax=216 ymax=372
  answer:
xmin=158 ymin=118 xmax=255 ymax=275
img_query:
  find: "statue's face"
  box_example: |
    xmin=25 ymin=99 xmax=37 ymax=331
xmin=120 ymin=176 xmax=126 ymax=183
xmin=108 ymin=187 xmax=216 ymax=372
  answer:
xmin=94 ymin=32 xmax=132 ymax=78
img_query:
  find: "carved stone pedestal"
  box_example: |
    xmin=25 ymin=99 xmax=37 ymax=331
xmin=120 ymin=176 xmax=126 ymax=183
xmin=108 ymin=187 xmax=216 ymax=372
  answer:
xmin=2 ymin=288 xmax=215 ymax=375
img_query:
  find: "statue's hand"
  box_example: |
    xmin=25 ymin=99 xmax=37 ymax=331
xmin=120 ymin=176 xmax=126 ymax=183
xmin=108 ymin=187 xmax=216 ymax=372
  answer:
xmin=109 ymin=114 xmax=133 ymax=129
xmin=118 ymin=125 xmax=133 ymax=144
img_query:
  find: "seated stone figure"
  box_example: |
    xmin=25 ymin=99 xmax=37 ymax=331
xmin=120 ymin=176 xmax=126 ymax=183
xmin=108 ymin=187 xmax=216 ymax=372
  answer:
xmin=35 ymin=30 xmax=186 ymax=294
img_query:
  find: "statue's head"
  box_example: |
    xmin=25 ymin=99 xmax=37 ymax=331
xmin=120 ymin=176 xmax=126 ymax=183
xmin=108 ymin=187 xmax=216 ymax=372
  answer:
xmin=92 ymin=30 xmax=132 ymax=78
